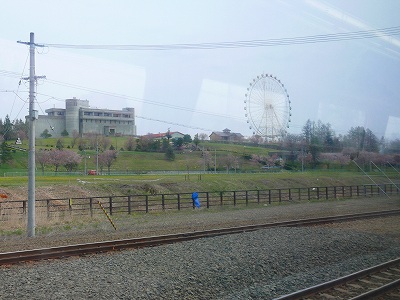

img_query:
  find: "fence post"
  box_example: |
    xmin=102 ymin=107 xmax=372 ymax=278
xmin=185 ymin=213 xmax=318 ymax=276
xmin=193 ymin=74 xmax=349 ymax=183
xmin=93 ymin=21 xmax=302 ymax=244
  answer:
xmin=90 ymin=197 xmax=93 ymax=217
xmin=162 ymin=194 xmax=165 ymax=210
xmin=342 ymin=186 xmax=345 ymax=197
xmin=145 ymin=195 xmax=149 ymax=213
xmin=220 ymin=192 xmax=223 ymax=206
xmin=268 ymin=189 xmax=271 ymax=204
xmin=325 ymin=187 xmax=328 ymax=200
xmin=206 ymin=192 xmax=210 ymax=208
xmin=298 ymin=188 xmax=301 ymax=200
xmin=316 ymin=187 xmax=320 ymax=200
xmin=23 ymin=200 xmax=27 ymax=215
xmin=128 ymin=196 xmax=131 ymax=214
xmin=349 ymin=186 xmax=353 ymax=198
xmin=246 ymin=191 xmax=249 ymax=206
xmin=257 ymin=190 xmax=260 ymax=204
xmin=177 ymin=194 xmax=181 ymax=210
xmin=289 ymin=188 xmax=292 ymax=201
xmin=307 ymin=188 xmax=311 ymax=200
xmin=47 ymin=199 xmax=50 ymax=218
xmin=109 ymin=197 xmax=113 ymax=215
xmin=278 ymin=189 xmax=282 ymax=203
xmin=233 ymin=191 xmax=236 ymax=206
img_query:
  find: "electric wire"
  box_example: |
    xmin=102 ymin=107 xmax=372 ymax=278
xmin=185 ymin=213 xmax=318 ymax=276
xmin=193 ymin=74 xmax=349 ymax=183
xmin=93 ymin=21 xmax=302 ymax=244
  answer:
xmin=43 ymin=79 xmax=244 ymax=121
xmin=135 ymin=115 xmax=213 ymax=132
xmin=4 ymin=26 xmax=397 ymax=138
xmin=40 ymin=26 xmax=400 ymax=50
xmin=32 ymin=92 xmax=225 ymax=133
xmin=10 ymin=51 xmax=29 ymax=120
xmin=0 ymin=51 xmax=30 ymax=141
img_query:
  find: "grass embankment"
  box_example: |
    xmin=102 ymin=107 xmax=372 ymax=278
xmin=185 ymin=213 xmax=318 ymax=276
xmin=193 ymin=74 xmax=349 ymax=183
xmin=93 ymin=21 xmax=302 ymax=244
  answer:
xmin=0 ymin=170 xmax=394 ymax=198
xmin=0 ymin=171 xmax=398 ymax=237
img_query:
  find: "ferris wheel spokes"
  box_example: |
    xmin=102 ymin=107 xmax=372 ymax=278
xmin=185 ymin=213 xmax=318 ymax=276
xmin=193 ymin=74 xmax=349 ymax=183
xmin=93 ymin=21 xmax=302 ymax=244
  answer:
xmin=244 ymin=73 xmax=291 ymax=140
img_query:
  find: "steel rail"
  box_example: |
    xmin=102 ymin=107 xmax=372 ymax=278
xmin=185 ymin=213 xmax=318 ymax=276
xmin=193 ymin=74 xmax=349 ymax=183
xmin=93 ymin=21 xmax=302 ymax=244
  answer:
xmin=274 ymin=257 xmax=400 ymax=300
xmin=1 ymin=209 xmax=400 ymax=266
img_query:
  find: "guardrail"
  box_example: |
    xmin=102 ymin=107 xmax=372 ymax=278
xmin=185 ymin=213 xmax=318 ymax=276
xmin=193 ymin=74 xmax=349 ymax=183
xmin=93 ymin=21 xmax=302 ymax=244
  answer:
xmin=0 ymin=183 xmax=399 ymax=221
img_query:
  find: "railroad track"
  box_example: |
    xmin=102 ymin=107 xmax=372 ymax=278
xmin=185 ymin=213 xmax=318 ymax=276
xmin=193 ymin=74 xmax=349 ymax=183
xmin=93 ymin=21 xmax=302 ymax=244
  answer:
xmin=275 ymin=257 xmax=400 ymax=299
xmin=1 ymin=209 xmax=399 ymax=266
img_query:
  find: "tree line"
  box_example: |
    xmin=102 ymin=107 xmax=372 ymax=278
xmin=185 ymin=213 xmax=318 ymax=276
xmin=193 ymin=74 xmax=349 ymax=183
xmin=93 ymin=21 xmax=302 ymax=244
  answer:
xmin=277 ymin=119 xmax=400 ymax=170
xmin=1 ymin=116 xmax=399 ymax=171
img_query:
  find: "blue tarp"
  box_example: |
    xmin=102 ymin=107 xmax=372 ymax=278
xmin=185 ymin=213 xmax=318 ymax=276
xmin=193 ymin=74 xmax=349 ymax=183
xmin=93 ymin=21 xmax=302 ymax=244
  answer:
xmin=191 ymin=192 xmax=200 ymax=208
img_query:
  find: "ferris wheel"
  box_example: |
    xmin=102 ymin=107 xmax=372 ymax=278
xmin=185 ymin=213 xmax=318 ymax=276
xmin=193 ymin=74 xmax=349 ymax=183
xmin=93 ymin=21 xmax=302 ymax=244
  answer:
xmin=244 ymin=74 xmax=291 ymax=140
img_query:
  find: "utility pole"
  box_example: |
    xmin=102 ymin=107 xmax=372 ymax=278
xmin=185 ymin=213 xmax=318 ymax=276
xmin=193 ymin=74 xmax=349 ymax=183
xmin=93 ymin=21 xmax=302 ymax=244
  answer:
xmin=96 ymin=139 xmax=99 ymax=175
xmin=214 ymin=149 xmax=217 ymax=174
xmin=17 ymin=33 xmax=45 ymax=237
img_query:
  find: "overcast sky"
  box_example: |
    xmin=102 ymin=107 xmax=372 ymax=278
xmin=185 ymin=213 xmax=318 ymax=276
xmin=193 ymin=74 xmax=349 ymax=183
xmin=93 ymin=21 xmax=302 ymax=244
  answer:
xmin=1 ymin=0 xmax=399 ymax=140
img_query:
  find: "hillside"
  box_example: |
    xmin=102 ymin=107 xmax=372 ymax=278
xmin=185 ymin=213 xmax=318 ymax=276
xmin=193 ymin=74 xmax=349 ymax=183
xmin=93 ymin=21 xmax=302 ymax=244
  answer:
xmin=1 ymin=138 xmax=285 ymax=174
xmin=0 ymin=171 xmax=395 ymax=201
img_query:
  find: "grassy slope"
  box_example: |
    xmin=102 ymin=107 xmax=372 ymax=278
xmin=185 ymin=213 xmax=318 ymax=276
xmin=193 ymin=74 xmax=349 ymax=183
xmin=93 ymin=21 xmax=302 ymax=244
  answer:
xmin=1 ymin=138 xmax=275 ymax=173
xmin=0 ymin=171 xmax=395 ymax=201
xmin=2 ymin=137 xmax=397 ymax=199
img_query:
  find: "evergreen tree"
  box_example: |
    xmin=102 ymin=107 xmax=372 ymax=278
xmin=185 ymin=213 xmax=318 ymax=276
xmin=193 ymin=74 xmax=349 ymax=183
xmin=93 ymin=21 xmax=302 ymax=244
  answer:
xmin=3 ymin=115 xmax=13 ymax=141
xmin=165 ymin=146 xmax=175 ymax=161
xmin=193 ymin=134 xmax=200 ymax=147
xmin=161 ymin=139 xmax=169 ymax=152
xmin=56 ymin=139 xmax=64 ymax=150
xmin=0 ymin=141 xmax=12 ymax=164
xmin=183 ymin=134 xmax=192 ymax=144
xmin=40 ymin=129 xmax=52 ymax=138
xmin=302 ymin=119 xmax=312 ymax=144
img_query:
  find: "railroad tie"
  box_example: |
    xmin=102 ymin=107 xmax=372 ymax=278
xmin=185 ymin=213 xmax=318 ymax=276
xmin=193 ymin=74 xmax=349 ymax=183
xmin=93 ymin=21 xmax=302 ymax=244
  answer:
xmin=347 ymin=283 xmax=363 ymax=289
xmin=371 ymin=275 xmax=392 ymax=281
xmin=359 ymin=278 xmax=381 ymax=285
xmin=318 ymin=293 xmax=336 ymax=299
xmin=333 ymin=287 xmax=353 ymax=294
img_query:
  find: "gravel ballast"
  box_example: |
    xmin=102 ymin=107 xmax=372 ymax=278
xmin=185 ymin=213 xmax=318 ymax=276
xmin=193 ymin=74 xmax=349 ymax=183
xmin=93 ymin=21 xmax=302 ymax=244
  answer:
xmin=1 ymin=197 xmax=400 ymax=299
xmin=1 ymin=226 xmax=399 ymax=299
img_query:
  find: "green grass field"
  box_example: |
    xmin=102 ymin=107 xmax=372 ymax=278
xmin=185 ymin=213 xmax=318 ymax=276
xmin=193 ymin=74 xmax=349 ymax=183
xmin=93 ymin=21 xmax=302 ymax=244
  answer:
xmin=1 ymin=137 xmax=281 ymax=174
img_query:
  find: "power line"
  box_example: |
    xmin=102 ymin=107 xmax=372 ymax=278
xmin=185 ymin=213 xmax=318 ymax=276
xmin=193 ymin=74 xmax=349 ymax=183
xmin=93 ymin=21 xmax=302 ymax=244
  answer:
xmin=0 ymin=69 xmax=244 ymax=121
xmin=10 ymin=51 xmax=30 ymax=119
xmin=135 ymin=115 xmax=213 ymax=132
xmin=40 ymin=26 xmax=400 ymax=50
xmin=42 ymin=79 xmax=244 ymax=121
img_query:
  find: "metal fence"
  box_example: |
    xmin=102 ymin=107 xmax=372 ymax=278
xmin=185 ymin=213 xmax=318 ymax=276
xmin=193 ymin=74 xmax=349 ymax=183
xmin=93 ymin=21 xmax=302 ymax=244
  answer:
xmin=0 ymin=183 xmax=399 ymax=221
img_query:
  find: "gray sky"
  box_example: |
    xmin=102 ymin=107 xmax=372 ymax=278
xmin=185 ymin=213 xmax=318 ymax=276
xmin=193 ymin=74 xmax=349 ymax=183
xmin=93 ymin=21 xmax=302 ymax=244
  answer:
xmin=1 ymin=0 xmax=399 ymax=140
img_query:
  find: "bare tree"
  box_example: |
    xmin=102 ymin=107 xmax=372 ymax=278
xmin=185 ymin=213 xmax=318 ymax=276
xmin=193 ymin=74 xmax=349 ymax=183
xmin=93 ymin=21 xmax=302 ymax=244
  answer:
xmin=86 ymin=132 xmax=100 ymax=150
xmin=124 ymin=136 xmax=136 ymax=151
xmin=202 ymin=150 xmax=213 ymax=171
xmin=98 ymin=150 xmax=118 ymax=174
xmin=221 ymin=154 xmax=239 ymax=173
xmin=70 ymin=130 xmax=80 ymax=148
xmin=100 ymin=136 xmax=112 ymax=151
xmin=36 ymin=149 xmax=51 ymax=175
xmin=198 ymin=133 xmax=208 ymax=141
